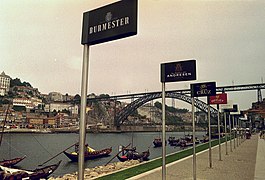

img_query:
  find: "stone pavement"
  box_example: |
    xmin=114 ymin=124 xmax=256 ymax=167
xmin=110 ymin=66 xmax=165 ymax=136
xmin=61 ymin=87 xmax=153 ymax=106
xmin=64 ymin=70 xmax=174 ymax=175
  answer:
xmin=255 ymin=135 xmax=265 ymax=179
xmin=128 ymin=134 xmax=264 ymax=180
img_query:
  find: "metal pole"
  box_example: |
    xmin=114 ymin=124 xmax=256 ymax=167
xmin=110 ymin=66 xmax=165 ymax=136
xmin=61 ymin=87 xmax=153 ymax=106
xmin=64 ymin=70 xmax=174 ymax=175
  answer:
xmin=229 ymin=113 xmax=232 ymax=152
xmin=162 ymin=82 xmax=166 ymax=180
xmin=232 ymin=115 xmax=236 ymax=149
xmin=224 ymin=112 xmax=228 ymax=155
xmin=208 ymin=104 xmax=212 ymax=168
xmin=217 ymin=104 xmax=221 ymax=161
xmin=192 ymin=97 xmax=196 ymax=180
xmin=236 ymin=117 xmax=238 ymax=147
xmin=238 ymin=119 xmax=242 ymax=145
xmin=78 ymin=44 xmax=89 ymax=180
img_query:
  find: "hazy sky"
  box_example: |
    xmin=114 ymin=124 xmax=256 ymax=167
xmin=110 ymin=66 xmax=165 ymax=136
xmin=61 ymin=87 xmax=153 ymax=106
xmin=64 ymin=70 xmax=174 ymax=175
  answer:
xmin=1 ymin=0 xmax=265 ymax=110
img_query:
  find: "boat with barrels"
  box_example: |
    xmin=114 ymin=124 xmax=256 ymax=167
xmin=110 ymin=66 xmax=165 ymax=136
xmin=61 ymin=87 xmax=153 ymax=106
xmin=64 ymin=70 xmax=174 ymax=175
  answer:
xmin=0 ymin=156 xmax=26 ymax=167
xmin=63 ymin=144 xmax=112 ymax=162
xmin=0 ymin=160 xmax=61 ymax=180
xmin=117 ymin=145 xmax=150 ymax=162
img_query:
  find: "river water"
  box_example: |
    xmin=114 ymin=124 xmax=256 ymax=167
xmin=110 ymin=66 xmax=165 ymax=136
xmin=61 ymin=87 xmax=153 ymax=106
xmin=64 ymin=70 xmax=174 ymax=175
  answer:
xmin=0 ymin=131 xmax=206 ymax=177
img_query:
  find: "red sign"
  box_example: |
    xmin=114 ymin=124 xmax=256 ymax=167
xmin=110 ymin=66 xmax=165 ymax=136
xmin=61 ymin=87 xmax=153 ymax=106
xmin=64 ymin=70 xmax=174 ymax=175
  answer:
xmin=209 ymin=93 xmax=227 ymax=104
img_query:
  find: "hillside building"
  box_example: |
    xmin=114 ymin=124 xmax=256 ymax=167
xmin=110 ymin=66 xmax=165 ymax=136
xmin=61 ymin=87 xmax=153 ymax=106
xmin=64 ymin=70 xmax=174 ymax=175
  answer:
xmin=13 ymin=97 xmax=43 ymax=110
xmin=0 ymin=71 xmax=11 ymax=96
xmin=48 ymin=92 xmax=63 ymax=102
xmin=44 ymin=102 xmax=78 ymax=115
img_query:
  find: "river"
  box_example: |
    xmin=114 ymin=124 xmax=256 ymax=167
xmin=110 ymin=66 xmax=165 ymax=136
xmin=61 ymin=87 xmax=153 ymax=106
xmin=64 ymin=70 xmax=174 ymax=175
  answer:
xmin=0 ymin=131 xmax=206 ymax=177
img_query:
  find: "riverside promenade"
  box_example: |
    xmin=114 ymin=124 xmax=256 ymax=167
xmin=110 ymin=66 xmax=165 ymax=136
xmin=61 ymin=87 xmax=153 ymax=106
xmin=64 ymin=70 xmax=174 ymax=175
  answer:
xmin=128 ymin=134 xmax=265 ymax=180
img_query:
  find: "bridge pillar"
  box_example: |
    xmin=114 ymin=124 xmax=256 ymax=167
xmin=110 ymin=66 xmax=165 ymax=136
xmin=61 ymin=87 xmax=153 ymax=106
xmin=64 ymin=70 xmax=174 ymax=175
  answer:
xmin=257 ymin=88 xmax=262 ymax=102
xmin=172 ymin=98 xmax=175 ymax=108
xmin=113 ymin=99 xmax=121 ymax=129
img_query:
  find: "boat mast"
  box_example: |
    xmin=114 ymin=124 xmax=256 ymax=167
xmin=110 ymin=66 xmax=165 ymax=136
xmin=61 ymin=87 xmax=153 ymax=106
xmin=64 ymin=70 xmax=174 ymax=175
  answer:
xmin=0 ymin=102 xmax=11 ymax=147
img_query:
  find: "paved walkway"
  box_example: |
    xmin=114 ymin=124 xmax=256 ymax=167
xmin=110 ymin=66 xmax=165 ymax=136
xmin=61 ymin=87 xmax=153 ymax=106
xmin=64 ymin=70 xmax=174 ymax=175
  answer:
xmin=255 ymin=135 xmax=265 ymax=179
xmin=128 ymin=134 xmax=264 ymax=180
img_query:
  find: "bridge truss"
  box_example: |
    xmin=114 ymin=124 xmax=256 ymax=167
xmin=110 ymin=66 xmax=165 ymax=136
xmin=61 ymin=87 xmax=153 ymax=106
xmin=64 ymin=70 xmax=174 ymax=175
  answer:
xmin=115 ymin=92 xmax=219 ymax=126
xmin=85 ymin=83 xmax=265 ymax=126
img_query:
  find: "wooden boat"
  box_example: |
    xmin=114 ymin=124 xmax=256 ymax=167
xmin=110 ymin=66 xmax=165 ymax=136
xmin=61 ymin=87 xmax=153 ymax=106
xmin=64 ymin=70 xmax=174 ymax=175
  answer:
xmin=63 ymin=144 xmax=112 ymax=162
xmin=0 ymin=156 xmax=26 ymax=167
xmin=178 ymin=135 xmax=200 ymax=147
xmin=168 ymin=136 xmax=180 ymax=146
xmin=0 ymin=160 xmax=61 ymax=180
xmin=0 ymin=104 xmax=26 ymax=168
xmin=153 ymin=138 xmax=162 ymax=147
xmin=153 ymin=138 xmax=167 ymax=147
xmin=117 ymin=146 xmax=150 ymax=162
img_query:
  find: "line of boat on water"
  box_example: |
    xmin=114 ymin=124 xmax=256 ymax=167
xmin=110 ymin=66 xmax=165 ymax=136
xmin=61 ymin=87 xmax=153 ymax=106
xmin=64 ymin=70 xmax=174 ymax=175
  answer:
xmin=153 ymin=134 xmax=209 ymax=148
xmin=1 ymin=132 xmax=211 ymax=179
xmin=0 ymin=141 xmax=151 ymax=179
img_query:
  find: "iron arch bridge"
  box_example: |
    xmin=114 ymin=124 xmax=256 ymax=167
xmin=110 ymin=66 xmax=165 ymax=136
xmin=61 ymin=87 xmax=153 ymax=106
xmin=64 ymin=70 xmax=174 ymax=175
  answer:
xmin=115 ymin=92 xmax=219 ymax=126
xmin=84 ymin=83 xmax=264 ymax=126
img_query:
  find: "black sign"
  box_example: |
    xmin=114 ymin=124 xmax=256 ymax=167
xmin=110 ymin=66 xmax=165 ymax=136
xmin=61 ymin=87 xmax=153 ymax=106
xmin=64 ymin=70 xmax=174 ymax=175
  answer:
xmin=161 ymin=60 xmax=196 ymax=83
xmin=223 ymin=104 xmax=238 ymax=112
xmin=191 ymin=82 xmax=216 ymax=97
xmin=81 ymin=0 xmax=137 ymax=45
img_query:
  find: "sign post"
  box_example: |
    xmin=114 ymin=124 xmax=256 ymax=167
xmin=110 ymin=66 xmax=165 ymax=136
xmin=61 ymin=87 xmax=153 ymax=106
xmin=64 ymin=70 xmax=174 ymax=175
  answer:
xmin=232 ymin=115 xmax=236 ymax=149
xmin=229 ymin=113 xmax=232 ymax=152
xmin=80 ymin=1 xmax=138 ymax=179
xmin=162 ymin=82 xmax=166 ymax=179
xmin=78 ymin=44 xmax=90 ymax=179
xmin=191 ymin=81 xmax=216 ymax=178
xmin=224 ymin=112 xmax=228 ymax=155
xmin=236 ymin=117 xmax=238 ymax=147
xmin=209 ymin=93 xmax=227 ymax=161
xmin=192 ymin=97 xmax=196 ymax=177
xmin=207 ymin=102 xmax=212 ymax=168
xmin=217 ymin=104 xmax=221 ymax=161
xmin=230 ymin=104 xmax=239 ymax=149
xmin=221 ymin=100 xmax=234 ymax=154
xmin=161 ymin=60 xmax=196 ymax=180
xmin=223 ymin=104 xmax=238 ymax=154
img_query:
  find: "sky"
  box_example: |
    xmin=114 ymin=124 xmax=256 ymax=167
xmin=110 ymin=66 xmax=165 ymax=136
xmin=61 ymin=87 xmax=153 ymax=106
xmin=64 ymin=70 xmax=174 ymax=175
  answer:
xmin=1 ymin=0 xmax=265 ymax=110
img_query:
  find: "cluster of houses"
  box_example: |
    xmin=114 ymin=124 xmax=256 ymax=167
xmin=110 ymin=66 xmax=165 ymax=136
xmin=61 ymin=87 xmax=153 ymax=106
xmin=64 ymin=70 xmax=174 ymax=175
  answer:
xmin=0 ymin=71 xmax=80 ymax=129
xmin=1 ymin=71 xmax=264 ymax=132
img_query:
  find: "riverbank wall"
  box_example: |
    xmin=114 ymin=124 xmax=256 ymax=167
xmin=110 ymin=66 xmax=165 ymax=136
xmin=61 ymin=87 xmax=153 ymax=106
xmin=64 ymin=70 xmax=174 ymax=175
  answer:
xmin=2 ymin=126 xmax=205 ymax=134
xmin=2 ymin=125 xmax=205 ymax=133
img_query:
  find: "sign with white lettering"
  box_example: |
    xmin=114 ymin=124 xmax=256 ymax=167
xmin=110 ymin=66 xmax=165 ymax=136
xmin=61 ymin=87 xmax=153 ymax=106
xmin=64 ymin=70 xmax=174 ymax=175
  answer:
xmin=161 ymin=60 xmax=196 ymax=83
xmin=81 ymin=0 xmax=137 ymax=45
xmin=209 ymin=93 xmax=227 ymax=104
xmin=191 ymin=82 xmax=216 ymax=97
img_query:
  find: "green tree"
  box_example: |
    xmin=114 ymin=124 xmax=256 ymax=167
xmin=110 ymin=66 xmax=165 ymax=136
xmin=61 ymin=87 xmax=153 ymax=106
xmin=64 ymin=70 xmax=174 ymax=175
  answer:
xmin=99 ymin=94 xmax=110 ymax=98
xmin=154 ymin=101 xmax=189 ymax=113
xmin=22 ymin=81 xmax=32 ymax=87
xmin=10 ymin=78 xmax=32 ymax=88
xmin=73 ymin=94 xmax=81 ymax=102
xmin=166 ymin=115 xmax=183 ymax=125
xmin=154 ymin=101 xmax=162 ymax=109
xmin=10 ymin=78 xmax=23 ymax=87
